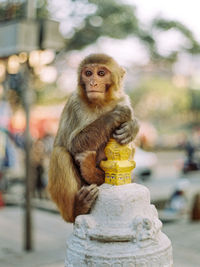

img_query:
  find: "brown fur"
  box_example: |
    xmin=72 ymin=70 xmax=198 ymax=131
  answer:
xmin=48 ymin=147 xmax=81 ymax=222
xmin=48 ymin=54 xmax=139 ymax=223
xmin=78 ymin=54 xmax=125 ymax=109
xmin=76 ymin=151 xmax=105 ymax=185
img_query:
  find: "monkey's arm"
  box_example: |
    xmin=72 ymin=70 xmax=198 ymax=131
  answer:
xmin=70 ymin=105 xmax=133 ymax=185
xmin=70 ymin=105 xmax=132 ymax=155
xmin=75 ymin=117 xmax=139 ymax=185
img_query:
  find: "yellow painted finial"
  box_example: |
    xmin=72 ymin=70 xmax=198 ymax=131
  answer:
xmin=100 ymin=139 xmax=136 ymax=185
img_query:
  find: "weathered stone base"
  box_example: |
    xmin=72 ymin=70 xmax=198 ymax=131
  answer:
xmin=65 ymin=183 xmax=173 ymax=267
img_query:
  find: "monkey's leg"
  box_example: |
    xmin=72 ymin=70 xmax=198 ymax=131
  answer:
xmin=74 ymin=184 xmax=99 ymax=218
xmin=76 ymin=151 xmax=105 ymax=186
xmin=48 ymin=146 xmax=81 ymax=222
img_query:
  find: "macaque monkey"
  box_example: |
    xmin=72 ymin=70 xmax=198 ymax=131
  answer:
xmin=48 ymin=54 xmax=139 ymax=223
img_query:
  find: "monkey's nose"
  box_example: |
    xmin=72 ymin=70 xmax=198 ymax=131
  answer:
xmin=90 ymin=80 xmax=98 ymax=86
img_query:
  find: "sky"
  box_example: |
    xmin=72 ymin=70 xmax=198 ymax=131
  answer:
xmin=126 ymin=0 xmax=200 ymax=75
xmin=130 ymin=0 xmax=200 ymax=41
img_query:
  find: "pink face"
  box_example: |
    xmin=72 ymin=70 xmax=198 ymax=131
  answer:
xmin=81 ymin=64 xmax=112 ymax=102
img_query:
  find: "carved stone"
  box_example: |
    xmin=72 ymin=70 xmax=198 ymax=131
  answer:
xmin=65 ymin=183 xmax=173 ymax=267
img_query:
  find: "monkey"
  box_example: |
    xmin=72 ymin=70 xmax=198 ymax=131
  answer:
xmin=48 ymin=54 xmax=139 ymax=223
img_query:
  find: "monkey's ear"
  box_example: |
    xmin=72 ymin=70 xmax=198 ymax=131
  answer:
xmin=120 ymin=67 xmax=126 ymax=79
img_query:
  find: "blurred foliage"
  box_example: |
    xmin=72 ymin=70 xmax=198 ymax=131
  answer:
xmin=0 ymin=0 xmax=49 ymax=21
xmin=36 ymin=0 xmax=49 ymax=19
xmin=33 ymin=79 xmax=67 ymax=105
xmin=130 ymin=76 xmax=191 ymax=131
xmin=67 ymin=0 xmax=139 ymax=49
xmin=0 ymin=1 xmax=26 ymax=21
xmin=153 ymin=18 xmax=200 ymax=55
xmin=1 ymin=0 xmax=200 ymax=62
xmin=190 ymin=89 xmax=200 ymax=111
xmin=66 ymin=0 xmax=200 ymax=61
xmin=66 ymin=0 xmax=159 ymax=59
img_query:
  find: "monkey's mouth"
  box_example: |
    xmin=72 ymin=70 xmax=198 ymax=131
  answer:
xmin=87 ymin=90 xmax=104 ymax=93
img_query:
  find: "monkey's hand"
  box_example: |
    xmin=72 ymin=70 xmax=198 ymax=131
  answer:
xmin=113 ymin=118 xmax=139 ymax=145
xmin=75 ymin=151 xmax=105 ymax=185
xmin=112 ymin=105 xmax=132 ymax=126
xmin=74 ymin=184 xmax=99 ymax=218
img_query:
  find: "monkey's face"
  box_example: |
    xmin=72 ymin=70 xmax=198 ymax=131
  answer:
xmin=81 ymin=64 xmax=112 ymax=102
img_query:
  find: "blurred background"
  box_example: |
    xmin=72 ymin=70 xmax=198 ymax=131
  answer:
xmin=0 ymin=0 xmax=200 ymax=266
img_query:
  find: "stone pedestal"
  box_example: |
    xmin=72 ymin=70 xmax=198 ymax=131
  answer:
xmin=65 ymin=183 xmax=173 ymax=267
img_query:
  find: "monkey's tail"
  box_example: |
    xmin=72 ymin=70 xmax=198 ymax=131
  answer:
xmin=48 ymin=146 xmax=81 ymax=223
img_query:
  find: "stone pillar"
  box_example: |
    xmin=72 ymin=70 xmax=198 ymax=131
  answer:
xmin=65 ymin=140 xmax=173 ymax=267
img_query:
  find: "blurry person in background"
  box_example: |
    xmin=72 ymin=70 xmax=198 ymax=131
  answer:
xmin=165 ymin=179 xmax=189 ymax=218
xmin=0 ymin=130 xmax=6 ymax=207
xmin=185 ymin=139 xmax=195 ymax=164
xmin=31 ymin=139 xmax=47 ymax=199
xmin=183 ymin=137 xmax=200 ymax=174
xmin=0 ymin=95 xmax=18 ymax=196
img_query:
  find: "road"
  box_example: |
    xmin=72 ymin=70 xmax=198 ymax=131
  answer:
xmin=0 ymin=207 xmax=72 ymax=267
xmin=139 ymin=151 xmax=200 ymax=211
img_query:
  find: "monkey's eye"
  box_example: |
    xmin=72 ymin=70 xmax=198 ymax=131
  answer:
xmin=98 ymin=70 xmax=105 ymax=76
xmin=85 ymin=70 xmax=92 ymax=77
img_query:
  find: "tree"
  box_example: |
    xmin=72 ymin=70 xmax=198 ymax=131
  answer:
xmin=1 ymin=0 xmax=200 ymax=62
xmin=0 ymin=0 xmax=49 ymax=21
xmin=64 ymin=0 xmax=158 ymax=58
xmin=130 ymin=76 xmax=190 ymax=132
xmin=66 ymin=0 xmax=139 ymax=49
xmin=64 ymin=0 xmax=200 ymax=62
xmin=152 ymin=17 xmax=200 ymax=57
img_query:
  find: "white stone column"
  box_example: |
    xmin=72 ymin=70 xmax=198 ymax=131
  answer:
xmin=65 ymin=183 xmax=173 ymax=267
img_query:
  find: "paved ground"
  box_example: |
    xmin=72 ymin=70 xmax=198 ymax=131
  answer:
xmin=0 ymin=206 xmax=200 ymax=267
xmin=0 ymin=207 xmax=72 ymax=267
xmin=163 ymin=220 xmax=200 ymax=267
